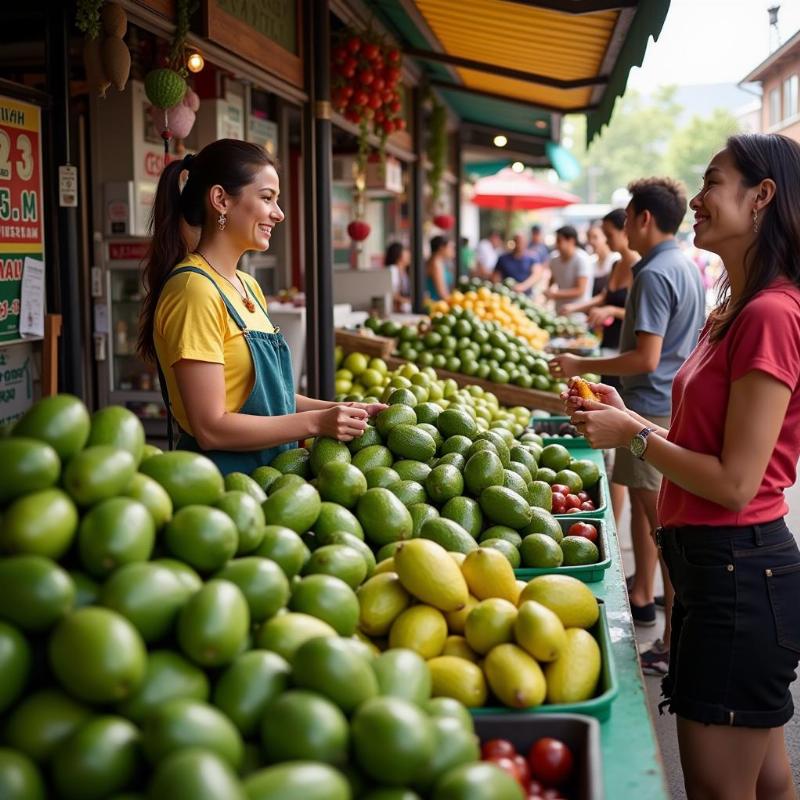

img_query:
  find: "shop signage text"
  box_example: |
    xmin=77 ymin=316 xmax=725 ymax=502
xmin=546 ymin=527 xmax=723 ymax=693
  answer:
xmin=0 ymin=95 xmax=44 ymax=344
xmin=0 ymin=342 xmax=34 ymax=426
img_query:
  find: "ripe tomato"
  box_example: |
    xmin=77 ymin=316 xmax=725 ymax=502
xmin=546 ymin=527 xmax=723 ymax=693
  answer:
xmin=566 ymin=507 xmax=581 ymax=514
xmin=568 ymin=522 xmax=598 ymax=542
xmin=580 ymin=501 xmax=596 ymax=511
xmin=381 ymin=119 xmax=395 ymax=134
xmin=564 ymin=494 xmax=582 ymax=510
xmin=358 ymin=69 xmax=374 ymax=85
xmin=481 ymin=739 xmax=517 ymax=760
xmin=346 ymin=36 xmax=361 ymax=54
xmin=387 ymin=48 xmax=401 ymax=63
xmin=395 ymin=118 xmax=406 ymax=130
xmin=390 ymin=99 xmax=402 ymax=113
xmin=353 ymin=90 xmax=368 ymax=107
xmin=528 ymin=738 xmax=574 ymax=786
xmin=342 ymin=58 xmax=357 ymax=78
xmin=577 ymin=491 xmax=590 ymax=502
xmin=489 ymin=756 xmax=524 ymax=786
xmin=550 ymin=493 xmax=566 ymax=513
xmin=368 ymin=94 xmax=382 ymax=110
xmin=551 ymin=484 xmax=570 ymax=496
xmin=363 ymin=42 xmax=380 ymax=60
xmin=386 ymin=65 xmax=402 ymax=82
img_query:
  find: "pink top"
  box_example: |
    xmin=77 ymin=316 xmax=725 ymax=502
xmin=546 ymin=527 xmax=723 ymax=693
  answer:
xmin=658 ymin=282 xmax=800 ymax=527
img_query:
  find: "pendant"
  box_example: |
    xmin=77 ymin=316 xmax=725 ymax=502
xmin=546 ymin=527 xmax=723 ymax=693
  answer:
xmin=243 ymin=296 xmax=256 ymax=313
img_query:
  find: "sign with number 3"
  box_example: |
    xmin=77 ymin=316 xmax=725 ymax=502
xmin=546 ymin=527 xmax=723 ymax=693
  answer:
xmin=0 ymin=94 xmax=44 ymax=343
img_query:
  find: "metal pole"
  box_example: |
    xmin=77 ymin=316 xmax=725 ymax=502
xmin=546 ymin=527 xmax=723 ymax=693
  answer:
xmin=312 ymin=0 xmax=334 ymax=401
xmin=411 ymin=86 xmax=426 ymax=314
xmin=302 ymin=0 xmax=319 ymax=398
xmin=46 ymin=4 xmax=85 ymax=398
xmin=454 ymin=128 xmax=464 ymax=281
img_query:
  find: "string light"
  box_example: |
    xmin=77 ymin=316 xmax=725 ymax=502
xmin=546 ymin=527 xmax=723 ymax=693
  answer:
xmin=187 ymin=51 xmax=205 ymax=73
xmin=511 ymin=161 xmax=524 ymax=173
xmin=493 ymin=134 xmax=508 ymax=148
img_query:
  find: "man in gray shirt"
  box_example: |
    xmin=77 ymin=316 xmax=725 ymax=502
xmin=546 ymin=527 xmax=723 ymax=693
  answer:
xmin=550 ymin=177 xmax=705 ymax=676
xmin=544 ymin=225 xmax=595 ymax=314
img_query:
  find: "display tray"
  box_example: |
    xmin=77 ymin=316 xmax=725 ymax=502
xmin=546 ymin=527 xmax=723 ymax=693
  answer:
xmin=473 ymin=713 xmax=604 ymax=800
xmin=471 ymin=601 xmax=618 ymax=722
xmin=335 ymin=329 xmax=396 ymax=359
xmin=550 ymin=475 xmax=607 ymax=520
xmin=515 ymin=517 xmax=610 ymax=583
xmin=547 ymin=338 xmax=600 ymax=356
xmin=529 ymin=414 xmax=588 ymax=448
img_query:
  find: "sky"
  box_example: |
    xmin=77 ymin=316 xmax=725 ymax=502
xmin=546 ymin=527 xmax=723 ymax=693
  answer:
xmin=627 ymin=0 xmax=800 ymax=91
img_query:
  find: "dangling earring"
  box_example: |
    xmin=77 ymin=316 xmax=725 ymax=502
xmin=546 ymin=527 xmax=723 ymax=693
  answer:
xmin=752 ymin=208 xmax=759 ymax=234
xmin=218 ymin=213 xmax=227 ymax=231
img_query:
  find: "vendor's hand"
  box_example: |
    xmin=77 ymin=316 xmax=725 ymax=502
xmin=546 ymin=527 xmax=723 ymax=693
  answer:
xmin=315 ymin=405 xmax=369 ymax=441
xmin=543 ymin=288 xmax=556 ymax=301
xmin=549 ymin=354 xmax=582 ymax=379
xmin=561 ymin=379 xmax=626 ymax=413
xmin=346 ymin=401 xmax=387 ymax=418
xmin=561 ymin=302 xmax=577 ymax=315
xmin=571 ymin=404 xmax=640 ymax=450
xmin=587 ymin=306 xmax=611 ymax=328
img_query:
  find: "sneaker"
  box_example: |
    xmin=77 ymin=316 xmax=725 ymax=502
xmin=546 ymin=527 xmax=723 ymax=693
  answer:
xmin=630 ymin=601 xmax=656 ymax=626
xmin=640 ymin=639 xmax=670 ymax=676
xmin=654 ymin=594 xmax=665 ymax=608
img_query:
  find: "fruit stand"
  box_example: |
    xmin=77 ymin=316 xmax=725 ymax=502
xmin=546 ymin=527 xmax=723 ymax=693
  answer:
xmin=0 ymin=371 xmax=670 ymax=799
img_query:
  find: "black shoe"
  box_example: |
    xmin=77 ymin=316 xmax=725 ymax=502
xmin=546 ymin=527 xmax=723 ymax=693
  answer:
xmin=654 ymin=594 xmax=665 ymax=608
xmin=631 ymin=601 xmax=656 ymax=626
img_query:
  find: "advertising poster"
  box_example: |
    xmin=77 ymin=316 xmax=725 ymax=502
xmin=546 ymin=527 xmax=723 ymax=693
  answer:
xmin=0 ymin=95 xmax=44 ymax=343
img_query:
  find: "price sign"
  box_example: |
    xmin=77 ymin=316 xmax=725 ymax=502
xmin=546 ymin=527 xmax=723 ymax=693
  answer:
xmin=0 ymin=95 xmax=44 ymax=343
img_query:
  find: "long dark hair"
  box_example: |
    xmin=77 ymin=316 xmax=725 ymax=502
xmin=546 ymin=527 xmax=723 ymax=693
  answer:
xmin=602 ymin=208 xmax=626 ymax=230
xmin=709 ymin=133 xmax=800 ymax=342
xmin=137 ymin=139 xmax=274 ymax=362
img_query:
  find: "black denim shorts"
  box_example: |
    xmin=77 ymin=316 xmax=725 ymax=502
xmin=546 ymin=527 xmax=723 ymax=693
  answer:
xmin=657 ymin=518 xmax=800 ymax=728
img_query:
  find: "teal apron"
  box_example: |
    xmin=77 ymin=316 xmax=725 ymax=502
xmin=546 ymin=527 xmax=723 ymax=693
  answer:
xmin=157 ymin=266 xmax=296 ymax=476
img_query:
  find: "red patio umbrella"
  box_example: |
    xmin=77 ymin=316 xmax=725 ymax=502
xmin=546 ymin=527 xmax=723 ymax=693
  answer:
xmin=471 ymin=167 xmax=581 ymax=211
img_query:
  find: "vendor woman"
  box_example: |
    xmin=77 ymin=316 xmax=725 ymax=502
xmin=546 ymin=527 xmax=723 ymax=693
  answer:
xmin=137 ymin=138 xmax=384 ymax=475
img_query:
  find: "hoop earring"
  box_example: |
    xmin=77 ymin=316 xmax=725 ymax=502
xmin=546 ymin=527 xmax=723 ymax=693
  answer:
xmin=752 ymin=208 xmax=759 ymax=234
xmin=218 ymin=213 xmax=227 ymax=231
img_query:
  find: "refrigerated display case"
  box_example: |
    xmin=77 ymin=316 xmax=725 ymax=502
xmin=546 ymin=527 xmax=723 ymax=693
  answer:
xmin=96 ymin=239 xmax=168 ymax=446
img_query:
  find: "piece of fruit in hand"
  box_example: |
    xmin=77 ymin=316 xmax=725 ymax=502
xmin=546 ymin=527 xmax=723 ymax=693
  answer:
xmin=571 ymin=377 xmax=599 ymax=402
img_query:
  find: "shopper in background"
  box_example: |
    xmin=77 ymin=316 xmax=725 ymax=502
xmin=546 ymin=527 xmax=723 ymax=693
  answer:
xmin=587 ymin=219 xmax=620 ymax=295
xmin=526 ymin=223 xmax=551 ymax=270
xmin=562 ymin=208 xmax=638 ymax=525
xmin=384 ymin=241 xmax=411 ymax=312
xmin=566 ymin=133 xmax=800 ymax=800
xmin=550 ymin=177 xmax=706 ymax=679
xmin=544 ymin=225 xmax=594 ymax=314
xmin=494 ymin=232 xmax=538 ymax=293
xmin=425 ymin=235 xmax=454 ymax=302
xmin=475 ymin=229 xmax=503 ymax=278
xmin=460 ymin=236 xmax=475 ymax=275
xmin=138 ymin=138 xmax=383 ymax=475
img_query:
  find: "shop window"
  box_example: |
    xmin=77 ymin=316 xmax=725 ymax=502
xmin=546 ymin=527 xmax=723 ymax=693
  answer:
xmin=769 ymin=87 xmax=781 ymax=126
xmin=783 ymin=75 xmax=799 ymax=120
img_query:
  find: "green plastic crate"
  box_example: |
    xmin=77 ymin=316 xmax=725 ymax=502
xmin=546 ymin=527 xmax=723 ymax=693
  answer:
xmin=515 ymin=517 xmax=610 ymax=583
xmin=529 ymin=414 xmax=589 ymax=448
xmin=471 ymin=600 xmax=618 ymax=722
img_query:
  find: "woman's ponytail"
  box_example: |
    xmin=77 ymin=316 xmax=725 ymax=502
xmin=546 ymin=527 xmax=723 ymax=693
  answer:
xmin=137 ymin=158 xmax=188 ymax=362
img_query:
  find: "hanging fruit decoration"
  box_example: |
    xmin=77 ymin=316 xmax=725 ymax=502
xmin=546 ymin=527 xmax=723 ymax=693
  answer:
xmin=331 ymin=29 xmax=405 ymax=245
xmin=144 ymin=0 xmax=197 ymax=155
xmin=433 ymin=213 xmax=455 ymax=231
xmin=76 ymin=0 xmax=131 ymax=97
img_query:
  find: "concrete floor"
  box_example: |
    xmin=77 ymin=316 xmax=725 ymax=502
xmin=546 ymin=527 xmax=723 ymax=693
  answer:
xmin=617 ymin=483 xmax=800 ymax=798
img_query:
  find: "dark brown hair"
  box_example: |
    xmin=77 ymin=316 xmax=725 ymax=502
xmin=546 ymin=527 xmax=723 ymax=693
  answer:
xmin=137 ymin=139 xmax=274 ymax=362
xmin=709 ymin=133 xmax=800 ymax=342
xmin=627 ymin=177 xmax=686 ymax=234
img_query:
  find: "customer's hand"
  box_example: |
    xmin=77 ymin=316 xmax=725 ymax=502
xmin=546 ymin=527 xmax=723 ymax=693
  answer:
xmin=549 ymin=354 xmax=582 ymax=379
xmin=561 ymin=379 xmax=627 ymax=413
xmin=561 ymin=302 xmax=578 ymax=315
xmin=587 ymin=307 xmax=611 ymax=328
xmin=571 ymin=404 xmax=640 ymax=450
xmin=315 ymin=405 xmax=369 ymax=441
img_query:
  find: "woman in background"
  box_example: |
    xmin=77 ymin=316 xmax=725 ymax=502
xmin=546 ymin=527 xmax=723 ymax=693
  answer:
xmin=385 ymin=241 xmax=411 ymax=312
xmin=425 ymin=235 xmax=454 ymax=302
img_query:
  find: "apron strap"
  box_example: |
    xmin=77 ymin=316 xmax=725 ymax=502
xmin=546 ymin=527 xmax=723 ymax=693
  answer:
xmin=156 ymin=264 xmax=252 ymax=449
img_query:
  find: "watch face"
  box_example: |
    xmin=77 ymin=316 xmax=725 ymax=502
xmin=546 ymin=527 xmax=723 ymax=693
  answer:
xmin=630 ymin=435 xmax=646 ymax=458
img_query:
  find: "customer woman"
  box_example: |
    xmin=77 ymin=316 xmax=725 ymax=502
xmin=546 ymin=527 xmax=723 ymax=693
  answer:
xmin=425 ymin=235 xmax=454 ymax=302
xmin=562 ymin=209 xmax=638 ymax=525
xmin=566 ymin=133 xmax=800 ymax=799
xmin=586 ymin=219 xmax=620 ymax=295
xmin=138 ymin=139 xmax=382 ymax=475
xmin=385 ymin=241 xmax=411 ymax=312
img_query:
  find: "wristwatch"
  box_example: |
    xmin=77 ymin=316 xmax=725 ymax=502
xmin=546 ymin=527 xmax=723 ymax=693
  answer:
xmin=630 ymin=427 xmax=656 ymax=460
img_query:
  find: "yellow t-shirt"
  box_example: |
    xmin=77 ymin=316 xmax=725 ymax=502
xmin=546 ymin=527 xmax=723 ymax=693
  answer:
xmin=154 ymin=253 xmax=275 ymax=436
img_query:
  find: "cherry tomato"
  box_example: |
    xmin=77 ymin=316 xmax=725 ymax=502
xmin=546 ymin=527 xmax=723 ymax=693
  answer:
xmin=551 ymin=494 xmax=567 ymax=513
xmin=566 ymin=507 xmax=581 ymax=514
xmin=577 ymin=491 xmax=590 ymax=502
xmin=358 ymin=69 xmax=374 ymax=85
xmin=387 ymin=48 xmax=401 ymax=63
xmin=346 ymin=36 xmax=361 ymax=54
xmin=395 ymin=118 xmax=406 ymax=130
xmin=568 ymin=522 xmax=598 ymax=542
xmin=551 ymin=484 xmax=570 ymax=496
xmin=489 ymin=756 xmax=524 ymax=785
xmin=580 ymin=501 xmax=596 ymax=511
xmin=386 ymin=65 xmax=402 ymax=81
xmin=363 ymin=42 xmax=380 ymax=60
xmin=528 ymin=738 xmax=574 ymax=786
xmin=390 ymin=99 xmax=402 ymax=113
xmin=381 ymin=119 xmax=395 ymax=134
xmin=514 ymin=753 xmax=531 ymax=788
xmin=368 ymin=94 xmax=382 ymax=110
xmin=481 ymin=739 xmax=517 ymax=760
xmin=529 ymin=780 xmax=544 ymax=794
xmin=353 ymin=90 xmax=368 ymax=107
xmin=564 ymin=494 xmax=582 ymax=510
xmin=542 ymin=790 xmax=566 ymax=800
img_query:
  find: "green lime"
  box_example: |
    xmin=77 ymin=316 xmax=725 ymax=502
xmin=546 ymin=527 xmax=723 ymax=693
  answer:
xmin=520 ymin=533 xmax=564 ymax=568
